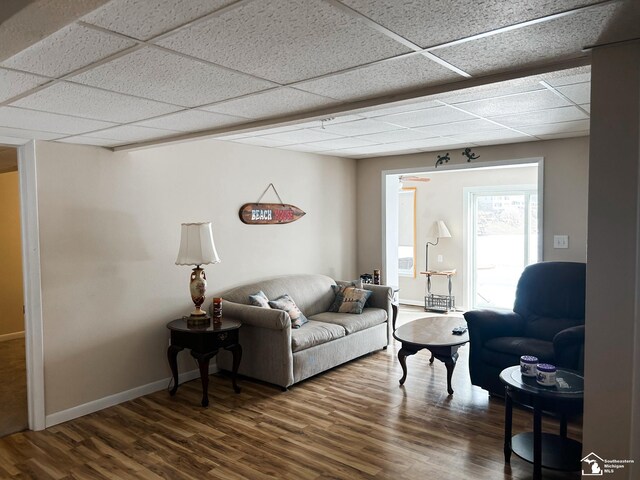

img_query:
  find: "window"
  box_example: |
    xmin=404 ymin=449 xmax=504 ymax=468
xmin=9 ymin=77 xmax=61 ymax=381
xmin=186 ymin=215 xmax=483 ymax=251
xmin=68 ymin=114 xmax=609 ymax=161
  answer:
xmin=398 ymin=188 xmax=416 ymax=277
xmin=467 ymin=186 xmax=539 ymax=309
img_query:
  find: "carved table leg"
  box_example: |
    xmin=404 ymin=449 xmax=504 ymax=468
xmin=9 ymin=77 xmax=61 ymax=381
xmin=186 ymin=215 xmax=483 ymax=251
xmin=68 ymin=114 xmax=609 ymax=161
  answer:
xmin=398 ymin=345 xmax=418 ymax=385
xmin=432 ymin=347 xmax=459 ymax=395
xmin=227 ymin=343 xmax=242 ymax=393
xmin=167 ymin=344 xmax=183 ymax=396
xmin=192 ymin=352 xmax=216 ymax=407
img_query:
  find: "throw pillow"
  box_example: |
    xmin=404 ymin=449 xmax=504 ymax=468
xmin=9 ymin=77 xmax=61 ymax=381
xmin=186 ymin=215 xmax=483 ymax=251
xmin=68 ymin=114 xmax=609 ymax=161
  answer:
xmin=268 ymin=294 xmax=308 ymax=328
xmin=329 ymin=285 xmax=372 ymax=314
xmin=249 ymin=291 xmax=271 ymax=308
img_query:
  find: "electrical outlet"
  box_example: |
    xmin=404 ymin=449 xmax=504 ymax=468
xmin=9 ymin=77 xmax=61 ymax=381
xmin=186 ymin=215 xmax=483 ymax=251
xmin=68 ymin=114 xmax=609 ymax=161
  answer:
xmin=437 ymin=254 xmax=443 ymax=263
xmin=553 ymin=235 xmax=569 ymax=249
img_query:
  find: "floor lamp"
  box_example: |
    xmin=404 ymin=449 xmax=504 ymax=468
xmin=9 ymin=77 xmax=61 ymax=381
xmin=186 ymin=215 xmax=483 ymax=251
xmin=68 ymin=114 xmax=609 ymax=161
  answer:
xmin=425 ymin=220 xmax=451 ymax=272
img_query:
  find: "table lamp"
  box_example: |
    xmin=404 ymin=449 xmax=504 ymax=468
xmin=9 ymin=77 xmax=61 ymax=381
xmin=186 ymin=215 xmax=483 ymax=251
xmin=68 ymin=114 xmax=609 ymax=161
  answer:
xmin=175 ymin=222 xmax=220 ymax=319
xmin=425 ymin=220 xmax=451 ymax=272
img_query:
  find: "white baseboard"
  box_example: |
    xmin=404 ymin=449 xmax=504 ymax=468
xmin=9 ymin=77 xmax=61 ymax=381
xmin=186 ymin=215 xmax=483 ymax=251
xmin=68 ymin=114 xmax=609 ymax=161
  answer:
xmin=0 ymin=331 xmax=25 ymax=342
xmin=399 ymin=299 xmax=423 ymax=307
xmin=45 ymin=364 xmax=218 ymax=428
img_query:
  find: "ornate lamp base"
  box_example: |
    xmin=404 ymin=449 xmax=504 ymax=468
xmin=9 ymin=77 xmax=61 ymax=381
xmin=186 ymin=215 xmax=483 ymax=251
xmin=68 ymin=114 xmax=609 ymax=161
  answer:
xmin=188 ymin=266 xmax=210 ymax=322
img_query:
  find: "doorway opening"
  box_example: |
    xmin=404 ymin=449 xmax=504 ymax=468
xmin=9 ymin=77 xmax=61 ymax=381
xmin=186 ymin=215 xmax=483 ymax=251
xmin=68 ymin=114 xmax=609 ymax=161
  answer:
xmin=383 ymin=159 xmax=543 ymax=311
xmin=0 ymin=146 xmax=28 ymax=437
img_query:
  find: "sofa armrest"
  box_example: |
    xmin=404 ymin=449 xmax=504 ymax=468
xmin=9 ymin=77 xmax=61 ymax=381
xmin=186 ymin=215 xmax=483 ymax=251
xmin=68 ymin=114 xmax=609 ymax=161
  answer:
xmin=223 ymin=301 xmax=291 ymax=330
xmin=464 ymin=310 xmax=526 ymax=346
xmin=363 ymin=284 xmax=393 ymax=320
xmin=553 ymin=325 xmax=585 ymax=372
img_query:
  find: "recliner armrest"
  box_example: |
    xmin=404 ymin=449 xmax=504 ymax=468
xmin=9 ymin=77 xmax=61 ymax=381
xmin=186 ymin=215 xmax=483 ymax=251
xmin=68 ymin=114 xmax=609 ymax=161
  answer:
xmin=223 ymin=301 xmax=291 ymax=330
xmin=553 ymin=325 xmax=585 ymax=372
xmin=464 ymin=310 xmax=526 ymax=345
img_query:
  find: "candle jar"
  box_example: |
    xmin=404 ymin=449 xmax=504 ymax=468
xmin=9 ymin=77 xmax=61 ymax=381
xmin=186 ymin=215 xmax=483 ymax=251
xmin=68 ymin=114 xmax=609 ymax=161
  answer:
xmin=373 ymin=269 xmax=381 ymax=285
xmin=536 ymin=363 xmax=557 ymax=386
xmin=520 ymin=355 xmax=539 ymax=377
xmin=212 ymin=297 xmax=222 ymax=323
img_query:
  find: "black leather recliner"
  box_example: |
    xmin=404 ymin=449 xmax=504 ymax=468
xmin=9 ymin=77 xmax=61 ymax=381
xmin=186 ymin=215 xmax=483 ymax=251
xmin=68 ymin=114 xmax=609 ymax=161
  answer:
xmin=464 ymin=261 xmax=586 ymax=395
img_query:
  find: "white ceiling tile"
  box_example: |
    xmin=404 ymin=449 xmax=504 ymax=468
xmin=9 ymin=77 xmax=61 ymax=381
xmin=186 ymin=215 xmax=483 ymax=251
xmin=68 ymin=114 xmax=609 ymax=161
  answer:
xmin=12 ymin=82 xmax=181 ymax=123
xmin=83 ymin=125 xmax=179 ymax=142
xmin=555 ymin=83 xmax=590 ymax=105
xmin=449 ymin=129 xmax=533 ymax=143
xmin=156 ymin=0 xmax=411 ymax=83
xmin=354 ymin=128 xmax=439 ymax=144
xmin=438 ymin=82 xmax=546 ymax=105
xmin=357 ymin=100 xmax=442 ymax=118
xmin=491 ymin=106 xmax=589 ymax=127
xmin=386 ymin=136 xmax=466 ymax=150
xmin=544 ymin=67 xmax=591 ymax=86
xmin=295 ymin=54 xmax=460 ymax=101
xmin=413 ymin=119 xmax=504 ymax=137
xmin=0 ymin=106 xmax=117 ymax=135
xmin=56 ymin=136 xmax=120 ymax=147
xmin=0 ymin=68 xmax=51 ymax=103
xmin=456 ymin=90 xmax=571 ymax=117
xmin=435 ymin=2 xmax=620 ymax=76
xmin=71 ymin=47 xmax=276 ymax=107
xmin=81 ymin=0 xmax=235 ymax=40
xmin=291 ymin=136 xmax=377 ymax=151
xmin=0 ymin=126 xmax=61 ymax=141
xmin=257 ymin=128 xmax=343 ymax=144
xmin=341 ymin=0 xmax=602 ymax=48
xmin=537 ymin=130 xmax=589 ymax=140
xmin=580 ymin=104 xmax=591 ymax=113
xmin=0 ymin=24 xmax=135 ymax=77
xmin=473 ymin=136 xmax=539 ymax=146
xmin=316 ymin=119 xmax=402 ymax=136
xmin=377 ymin=106 xmax=476 ymax=128
xmin=134 ymin=110 xmax=245 ymax=132
xmin=203 ymin=87 xmax=339 ymax=119
xmin=518 ymin=119 xmax=590 ymax=136
xmin=279 ymin=144 xmax=337 ymax=153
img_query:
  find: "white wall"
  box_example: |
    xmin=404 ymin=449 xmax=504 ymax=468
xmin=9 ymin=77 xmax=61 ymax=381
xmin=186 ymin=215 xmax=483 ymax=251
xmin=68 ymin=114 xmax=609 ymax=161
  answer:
xmin=35 ymin=138 xmax=357 ymax=416
xmin=356 ymin=137 xmax=589 ymax=281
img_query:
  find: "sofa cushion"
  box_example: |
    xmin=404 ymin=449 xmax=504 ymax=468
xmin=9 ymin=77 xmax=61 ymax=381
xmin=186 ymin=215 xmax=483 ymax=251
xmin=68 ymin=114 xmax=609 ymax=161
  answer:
xmin=221 ymin=274 xmax=336 ymax=316
xmin=482 ymin=336 xmax=555 ymax=368
xmin=249 ymin=290 xmax=270 ymax=308
xmin=309 ymin=308 xmax=387 ymax=335
xmin=269 ymin=294 xmax=308 ymax=328
xmin=328 ymin=285 xmax=372 ymax=314
xmin=291 ymin=320 xmax=346 ymax=352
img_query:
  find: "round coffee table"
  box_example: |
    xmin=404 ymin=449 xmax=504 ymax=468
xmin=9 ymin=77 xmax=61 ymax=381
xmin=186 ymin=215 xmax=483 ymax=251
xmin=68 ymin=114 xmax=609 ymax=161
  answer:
xmin=392 ymin=316 xmax=469 ymax=395
xmin=500 ymin=365 xmax=584 ymax=480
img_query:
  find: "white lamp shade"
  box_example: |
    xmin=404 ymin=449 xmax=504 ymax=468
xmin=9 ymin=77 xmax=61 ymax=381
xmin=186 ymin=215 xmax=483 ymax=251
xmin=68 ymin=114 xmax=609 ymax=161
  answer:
xmin=435 ymin=220 xmax=452 ymax=239
xmin=175 ymin=222 xmax=220 ymax=266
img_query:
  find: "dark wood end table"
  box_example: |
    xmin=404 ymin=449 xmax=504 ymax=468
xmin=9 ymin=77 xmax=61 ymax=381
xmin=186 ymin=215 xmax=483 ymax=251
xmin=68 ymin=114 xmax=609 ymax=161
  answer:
xmin=167 ymin=317 xmax=242 ymax=407
xmin=500 ymin=366 xmax=584 ymax=480
xmin=392 ymin=316 xmax=468 ymax=395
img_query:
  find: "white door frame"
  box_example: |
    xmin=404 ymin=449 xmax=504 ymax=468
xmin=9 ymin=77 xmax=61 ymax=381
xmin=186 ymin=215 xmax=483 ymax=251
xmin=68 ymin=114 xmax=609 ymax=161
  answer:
xmin=382 ymin=157 xmax=544 ymax=306
xmin=17 ymin=141 xmax=46 ymax=431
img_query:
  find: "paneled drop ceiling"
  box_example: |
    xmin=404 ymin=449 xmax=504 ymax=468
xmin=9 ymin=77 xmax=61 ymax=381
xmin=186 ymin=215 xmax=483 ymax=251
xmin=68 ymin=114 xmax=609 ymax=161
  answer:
xmin=0 ymin=0 xmax=635 ymax=157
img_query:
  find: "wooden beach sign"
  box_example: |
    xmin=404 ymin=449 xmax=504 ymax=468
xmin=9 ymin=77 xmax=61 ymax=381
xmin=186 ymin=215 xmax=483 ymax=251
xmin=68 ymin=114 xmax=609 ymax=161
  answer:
xmin=239 ymin=203 xmax=305 ymax=225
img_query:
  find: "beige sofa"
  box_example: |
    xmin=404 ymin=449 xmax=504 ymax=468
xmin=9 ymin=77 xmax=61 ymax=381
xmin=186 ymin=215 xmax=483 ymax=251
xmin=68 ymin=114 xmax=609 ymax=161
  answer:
xmin=216 ymin=274 xmax=393 ymax=389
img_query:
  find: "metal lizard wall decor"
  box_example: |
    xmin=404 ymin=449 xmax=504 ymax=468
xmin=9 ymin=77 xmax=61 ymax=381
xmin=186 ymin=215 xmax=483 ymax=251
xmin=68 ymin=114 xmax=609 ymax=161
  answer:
xmin=435 ymin=152 xmax=450 ymax=167
xmin=462 ymin=147 xmax=480 ymax=162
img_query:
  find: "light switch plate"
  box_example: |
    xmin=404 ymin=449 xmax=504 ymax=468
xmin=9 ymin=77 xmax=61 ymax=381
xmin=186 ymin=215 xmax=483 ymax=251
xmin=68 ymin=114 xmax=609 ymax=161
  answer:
xmin=437 ymin=254 xmax=443 ymax=263
xmin=553 ymin=235 xmax=569 ymax=248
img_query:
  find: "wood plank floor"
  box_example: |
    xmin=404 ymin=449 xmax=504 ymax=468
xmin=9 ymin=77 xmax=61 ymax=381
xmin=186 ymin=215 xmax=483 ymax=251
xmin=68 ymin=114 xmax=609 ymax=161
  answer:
xmin=0 ymin=313 xmax=581 ymax=479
